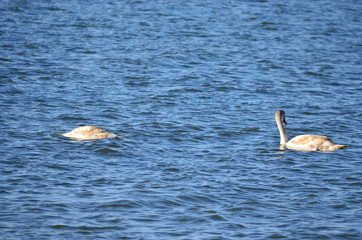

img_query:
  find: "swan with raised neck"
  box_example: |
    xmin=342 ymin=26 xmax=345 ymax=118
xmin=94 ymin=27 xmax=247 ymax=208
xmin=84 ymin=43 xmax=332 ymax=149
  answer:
xmin=275 ymin=110 xmax=347 ymax=151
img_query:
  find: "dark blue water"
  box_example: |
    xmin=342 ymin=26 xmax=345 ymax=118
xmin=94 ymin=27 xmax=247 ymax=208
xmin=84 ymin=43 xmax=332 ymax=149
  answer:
xmin=1 ymin=0 xmax=362 ymax=239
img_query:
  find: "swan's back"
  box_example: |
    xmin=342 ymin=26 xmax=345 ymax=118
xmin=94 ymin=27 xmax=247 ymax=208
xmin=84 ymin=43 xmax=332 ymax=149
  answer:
xmin=61 ymin=126 xmax=117 ymax=140
xmin=286 ymin=134 xmax=347 ymax=152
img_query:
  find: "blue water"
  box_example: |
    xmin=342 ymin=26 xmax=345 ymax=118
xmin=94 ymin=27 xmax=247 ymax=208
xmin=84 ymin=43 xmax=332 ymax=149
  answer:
xmin=1 ymin=0 xmax=362 ymax=239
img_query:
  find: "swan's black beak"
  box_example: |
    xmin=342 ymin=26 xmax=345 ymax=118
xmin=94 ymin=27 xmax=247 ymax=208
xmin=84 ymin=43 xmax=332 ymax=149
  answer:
xmin=282 ymin=118 xmax=287 ymax=126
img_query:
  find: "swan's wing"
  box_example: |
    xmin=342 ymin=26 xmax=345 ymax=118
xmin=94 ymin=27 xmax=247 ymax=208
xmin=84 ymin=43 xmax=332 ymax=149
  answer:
xmin=61 ymin=126 xmax=116 ymax=140
xmin=286 ymin=134 xmax=329 ymax=151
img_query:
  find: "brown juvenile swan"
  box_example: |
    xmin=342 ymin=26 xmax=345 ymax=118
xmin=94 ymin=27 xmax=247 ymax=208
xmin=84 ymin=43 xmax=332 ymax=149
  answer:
xmin=275 ymin=110 xmax=347 ymax=151
xmin=60 ymin=125 xmax=117 ymax=140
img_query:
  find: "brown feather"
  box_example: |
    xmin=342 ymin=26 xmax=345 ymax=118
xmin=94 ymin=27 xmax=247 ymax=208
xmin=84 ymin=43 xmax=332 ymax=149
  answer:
xmin=61 ymin=126 xmax=117 ymax=140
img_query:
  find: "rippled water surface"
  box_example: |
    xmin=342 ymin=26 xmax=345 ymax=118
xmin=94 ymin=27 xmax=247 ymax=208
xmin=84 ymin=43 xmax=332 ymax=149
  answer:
xmin=1 ymin=0 xmax=362 ymax=239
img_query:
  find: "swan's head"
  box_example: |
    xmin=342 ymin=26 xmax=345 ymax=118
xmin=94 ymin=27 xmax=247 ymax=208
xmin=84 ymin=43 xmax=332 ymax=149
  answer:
xmin=276 ymin=110 xmax=287 ymax=125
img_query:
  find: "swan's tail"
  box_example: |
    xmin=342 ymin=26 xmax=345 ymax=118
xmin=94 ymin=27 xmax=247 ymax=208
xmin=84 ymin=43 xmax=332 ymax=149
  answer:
xmin=332 ymin=144 xmax=348 ymax=150
xmin=320 ymin=144 xmax=348 ymax=151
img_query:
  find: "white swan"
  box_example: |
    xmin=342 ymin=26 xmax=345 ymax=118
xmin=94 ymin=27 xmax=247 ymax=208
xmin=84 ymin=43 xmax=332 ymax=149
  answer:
xmin=60 ymin=125 xmax=118 ymax=140
xmin=275 ymin=110 xmax=347 ymax=151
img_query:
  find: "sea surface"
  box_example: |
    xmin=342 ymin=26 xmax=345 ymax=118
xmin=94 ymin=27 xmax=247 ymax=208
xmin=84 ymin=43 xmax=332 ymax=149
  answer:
xmin=1 ymin=0 xmax=362 ymax=239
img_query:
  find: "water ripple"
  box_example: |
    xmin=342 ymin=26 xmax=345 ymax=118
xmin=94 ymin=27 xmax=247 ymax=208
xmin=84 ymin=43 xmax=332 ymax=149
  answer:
xmin=1 ymin=0 xmax=361 ymax=239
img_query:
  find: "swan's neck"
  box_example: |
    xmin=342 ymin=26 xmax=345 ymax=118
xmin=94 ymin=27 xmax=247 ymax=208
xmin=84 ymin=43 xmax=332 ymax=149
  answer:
xmin=276 ymin=114 xmax=288 ymax=147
